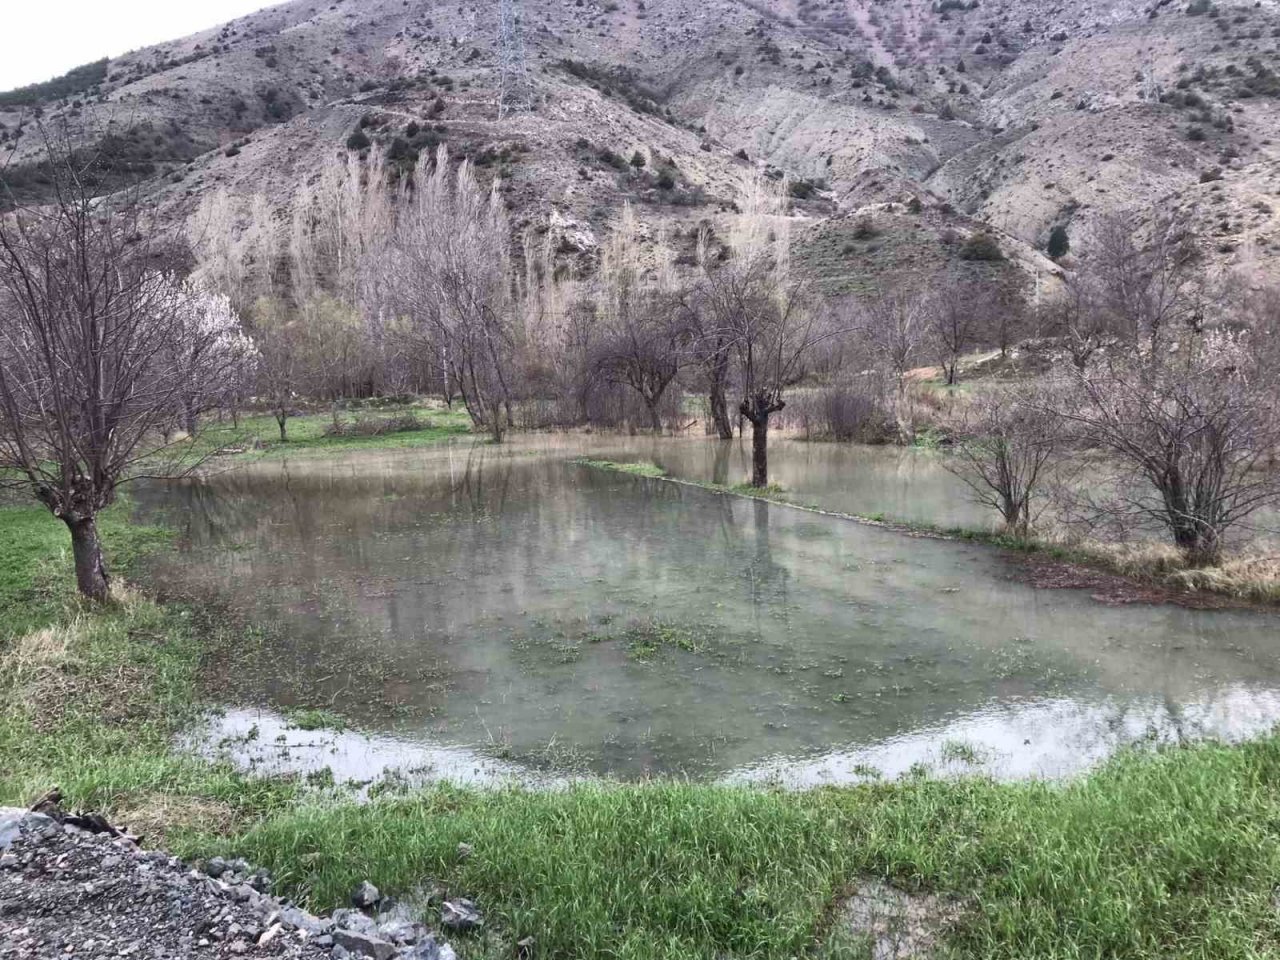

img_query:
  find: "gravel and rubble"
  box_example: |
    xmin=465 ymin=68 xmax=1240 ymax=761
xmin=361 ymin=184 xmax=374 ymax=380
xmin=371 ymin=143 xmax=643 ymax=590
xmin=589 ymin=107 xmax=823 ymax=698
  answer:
xmin=0 ymin=805 xmax=463 ymax=960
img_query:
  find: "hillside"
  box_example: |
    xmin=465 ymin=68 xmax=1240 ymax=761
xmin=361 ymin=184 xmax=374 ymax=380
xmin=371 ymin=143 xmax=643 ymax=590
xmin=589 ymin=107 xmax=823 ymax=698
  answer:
xmin=2 ymin=0 xmax=1278 ymax=289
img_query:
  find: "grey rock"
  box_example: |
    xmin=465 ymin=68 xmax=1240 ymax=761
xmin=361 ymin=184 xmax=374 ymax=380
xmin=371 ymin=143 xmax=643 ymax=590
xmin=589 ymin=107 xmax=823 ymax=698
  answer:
xmin=332 ymin=928 xmax=397 ymax=960
xmin=377 ymin=917 xmax=424 ymax=945
xmin=440 ymin=899 xmax=482 ymax=931
xmin=313 ymin=935 xmax=334 ymax=948
xmin=0 ymin=809 xmax=57 ymax=851
xmin=0 ymin=854 xmax=19 ymax=870
xmin=281 ymin=904 xmax=332 ymax=935
xmin=205 ymin=856 xmax=230 ymax=878
xmin=402 ymin=935 xmax=443 ymax=960
xmin=455 ymin=843 xmax=473 ymax=861
xmin=332 ymin=907 xmax=381 ymax=937
xmin=351 ymin=880 xmax=382 ymax=909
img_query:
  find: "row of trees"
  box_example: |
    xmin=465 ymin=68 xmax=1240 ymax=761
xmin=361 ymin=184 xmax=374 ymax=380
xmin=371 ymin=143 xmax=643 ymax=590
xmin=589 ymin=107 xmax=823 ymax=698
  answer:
xmin=4 ymin=132 xmax=1278 ymax=596
xmin=944 ymin=235 xmax=1280 ymax=568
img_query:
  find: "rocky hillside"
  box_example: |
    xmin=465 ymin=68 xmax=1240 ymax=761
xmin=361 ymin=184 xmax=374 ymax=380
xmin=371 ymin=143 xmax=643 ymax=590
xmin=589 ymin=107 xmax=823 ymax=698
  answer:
xmin=2 ymin=0 xmax=1279 ymax=289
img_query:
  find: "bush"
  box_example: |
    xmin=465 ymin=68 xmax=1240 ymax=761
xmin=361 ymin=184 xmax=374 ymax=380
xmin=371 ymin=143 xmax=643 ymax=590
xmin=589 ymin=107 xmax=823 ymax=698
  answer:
xmin=959 ymin=231 xmax=1004 ymax=261
xmin=1047 ymin=224 xmax=1070 ymax=259
xmin=346 ymin=130 xmax=372 ymax=151
xmin=784 ymin=386 xmax=895 ymax=443
xmin=322 ymin=414 xmax=427 ymax=438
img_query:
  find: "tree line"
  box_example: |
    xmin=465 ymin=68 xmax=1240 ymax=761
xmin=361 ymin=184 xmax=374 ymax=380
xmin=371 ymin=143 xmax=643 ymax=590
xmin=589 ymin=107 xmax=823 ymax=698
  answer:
xmin=3 ymin=133 xmax=1279 ymax=599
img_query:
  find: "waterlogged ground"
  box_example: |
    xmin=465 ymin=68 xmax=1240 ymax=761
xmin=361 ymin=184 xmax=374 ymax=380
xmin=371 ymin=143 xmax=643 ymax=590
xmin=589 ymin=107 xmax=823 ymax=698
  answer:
xmin=130 ymin=436 xmax=1280 ymax=786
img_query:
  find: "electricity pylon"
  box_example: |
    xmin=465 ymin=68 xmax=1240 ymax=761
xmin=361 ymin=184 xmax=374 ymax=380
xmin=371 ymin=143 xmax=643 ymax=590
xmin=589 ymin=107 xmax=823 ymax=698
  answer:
xmin=497 ymin=0 xmax=534 ymax=119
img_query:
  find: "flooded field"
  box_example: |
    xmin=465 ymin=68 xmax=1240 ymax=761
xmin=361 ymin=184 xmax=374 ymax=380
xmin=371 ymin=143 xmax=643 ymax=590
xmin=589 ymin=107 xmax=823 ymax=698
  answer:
xmin=132 ymin=437 xmax=1280 ymax=786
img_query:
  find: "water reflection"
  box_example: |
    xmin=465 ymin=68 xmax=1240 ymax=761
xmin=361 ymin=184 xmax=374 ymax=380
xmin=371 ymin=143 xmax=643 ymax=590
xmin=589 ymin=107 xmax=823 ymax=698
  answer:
xmin=132 ymin=437 xmax=1280 ymax=785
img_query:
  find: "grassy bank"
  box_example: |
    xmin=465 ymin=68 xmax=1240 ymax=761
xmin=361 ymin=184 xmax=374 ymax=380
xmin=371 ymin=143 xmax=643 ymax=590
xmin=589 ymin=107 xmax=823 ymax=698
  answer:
xmin=187 ymin=402 xmax=475 ymax=462
xmin=6 ymin=480 xmax=1280 ymax=958
xmin=577 ymin=458 xmax=1280 ymax=607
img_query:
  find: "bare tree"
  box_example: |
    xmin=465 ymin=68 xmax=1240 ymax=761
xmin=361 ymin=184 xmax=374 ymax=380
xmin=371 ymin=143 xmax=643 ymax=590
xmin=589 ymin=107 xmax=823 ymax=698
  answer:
xmin=700 ymin=174 xmax=823 ymax=488
xmin=386 ymin=147 xmax=517 ymax=442
xmin=859 ymin=283 xmax=932 ymax=441
xmin=1054 ymin=329 xmax=1280 ymax=567
xmin=589 ymin=207 xmax=689 ymax=431
xmin=1090 ymin=210 xmax=1207 ymax=351
xmin=0 ymin=141 xmax=248 ymax=599
xmin=944 ymin=385 xmax=1061 ymax=537
xmin=929 ymin=273 xmax=990 ymax=386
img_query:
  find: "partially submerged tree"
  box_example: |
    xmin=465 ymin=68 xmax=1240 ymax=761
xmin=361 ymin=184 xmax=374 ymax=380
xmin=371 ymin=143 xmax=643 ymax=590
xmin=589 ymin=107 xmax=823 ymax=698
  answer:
xmin=0 ymin=140 xmax=249 ymax=599
xmin=705 ymin=174 xmax=823 ymax=487
xmin=589 ymin=208 xmax=690 ymax=431
xmin=1054 ymin=329 xmax=1280 ymax=567
xmin=944 ymin=385 xmax=1061 ymax=537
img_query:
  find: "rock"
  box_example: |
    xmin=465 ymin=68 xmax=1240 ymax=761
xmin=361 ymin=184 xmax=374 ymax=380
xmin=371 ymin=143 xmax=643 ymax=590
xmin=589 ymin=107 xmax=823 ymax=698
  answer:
xmin=280 ymin=904 xmax=332 ymax=936
xmin=402 ymin=935 xmax=444 ymax=960
xmin=258 ymin=922 xmax=286 ymax=946
xmin=331 ymin=928 xmax=398 ymax=960
xmin=455 ymin=843 xmax=473 ymax=861
xmin=517 ymin=935 xmax=536 ymax=960
xmin=313 ymin=934 xmax=334 ymax=948
xmin=204 ymin=856 xmax=230 ymax=878
xmin=351 ymin=880 xmax=382 ymax=909
xmin=440 ymin=899 xmax=482 ymax=931
xmin=0 ymin=809 xmax=57 ymax=851
xmin=332 ymin=908 xmax=381 ymax=937
xmin=377 ymin=917 xmax=425 ymax=944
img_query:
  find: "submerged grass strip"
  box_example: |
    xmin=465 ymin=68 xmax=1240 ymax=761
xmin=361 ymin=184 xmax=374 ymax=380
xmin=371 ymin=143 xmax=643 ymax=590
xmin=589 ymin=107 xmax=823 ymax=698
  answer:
xmin=6 ymin=478 xmax=1280 ymax=958
xmin=574 ymin=458 xmax=1280 ymax=606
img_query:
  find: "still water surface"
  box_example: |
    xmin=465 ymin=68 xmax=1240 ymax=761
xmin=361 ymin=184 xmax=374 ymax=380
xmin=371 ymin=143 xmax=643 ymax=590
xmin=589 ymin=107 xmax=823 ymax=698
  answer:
xmin=131 ymin=437 xmax=1280 ymax=786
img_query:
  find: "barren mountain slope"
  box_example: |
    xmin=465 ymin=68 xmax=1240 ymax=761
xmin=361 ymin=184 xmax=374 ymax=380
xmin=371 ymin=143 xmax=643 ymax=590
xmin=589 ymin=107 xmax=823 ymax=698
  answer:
xmin=2 ymin=0 xmax=1278 ymax=286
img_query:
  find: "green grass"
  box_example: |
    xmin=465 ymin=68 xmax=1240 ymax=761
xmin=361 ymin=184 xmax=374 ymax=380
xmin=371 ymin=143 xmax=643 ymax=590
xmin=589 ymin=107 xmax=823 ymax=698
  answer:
xmin=186 ymin=403 xmax=475 ymax=462
xmin=575 ymin=458 xmax=669 ymax=479
xmin=7 ymin=466 xmax=1280 ymax=958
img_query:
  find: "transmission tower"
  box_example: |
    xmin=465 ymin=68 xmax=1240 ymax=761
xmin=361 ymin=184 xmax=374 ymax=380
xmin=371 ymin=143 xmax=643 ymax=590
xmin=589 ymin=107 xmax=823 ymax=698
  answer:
xmin=497 ymin=0 xmax=534 ymax=120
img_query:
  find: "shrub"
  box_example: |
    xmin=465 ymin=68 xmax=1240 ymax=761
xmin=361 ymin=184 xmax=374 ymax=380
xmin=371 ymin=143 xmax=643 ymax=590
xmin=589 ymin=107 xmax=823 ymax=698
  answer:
xmin=1047 ymin=224 xmax=1070 ymax=259
xmin=346 ymin=130 xmax=372 ymax=151
xmin=322 ymin=414 xmax=427 ymax=438
xmin=959 ymin=231 xmax=1004 ymax=261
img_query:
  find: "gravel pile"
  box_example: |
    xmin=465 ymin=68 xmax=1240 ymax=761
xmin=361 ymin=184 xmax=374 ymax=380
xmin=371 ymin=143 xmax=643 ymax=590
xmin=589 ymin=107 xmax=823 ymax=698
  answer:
xmin=0 ymin=806 xmax=463 ymax=960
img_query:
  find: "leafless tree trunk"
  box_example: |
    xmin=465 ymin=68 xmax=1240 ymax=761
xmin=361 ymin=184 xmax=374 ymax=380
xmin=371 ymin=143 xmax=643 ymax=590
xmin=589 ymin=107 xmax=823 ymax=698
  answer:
xmin=0 ymin=132 xmax=252 ymax=599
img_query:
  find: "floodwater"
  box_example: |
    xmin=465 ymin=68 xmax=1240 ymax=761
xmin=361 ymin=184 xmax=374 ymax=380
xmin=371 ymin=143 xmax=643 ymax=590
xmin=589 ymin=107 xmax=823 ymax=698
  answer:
xmin=131 ymin=436 xmax=1280 ymax=787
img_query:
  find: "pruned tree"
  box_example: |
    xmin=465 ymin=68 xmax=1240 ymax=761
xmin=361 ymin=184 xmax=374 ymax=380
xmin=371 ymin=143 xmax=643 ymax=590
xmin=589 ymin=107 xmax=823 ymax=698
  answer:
xmin=249 ymin=300 xmax=305 ymax=442
xmin=0 ymin=138 xmax=248 ymax=599
xmin=700 ymin=173 xmax=822 ymax=487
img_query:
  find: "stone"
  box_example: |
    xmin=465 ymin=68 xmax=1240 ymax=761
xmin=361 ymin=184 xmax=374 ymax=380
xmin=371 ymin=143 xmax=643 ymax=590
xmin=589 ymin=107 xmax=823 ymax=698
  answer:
xmin=332 ymin=908 xmax=380 ymax=937
xmin=401 ymin=935 xmax=443 ymax=960
xmin=257 ymin=923 xmax=285 ymax=946
xmin=0 ymin=810 xmax=57 ymax=851
xmin=351 ymin=880 xmax=382 ymax=909
xmin=455 ymin=843 xmax=473 ymax=861
xmin=280 ymin=904 xmax=332 ymax=936
xmin=204 ymin=856 xmax=230 ymax=879
xmin=440 ymin=899 xmax=482 ymax=931
xmin=517 ymin=935 xmax=536 ymax=960
xmin=377 ymin=917 xmax=424 ymax=945
xmin=331 ymin=929 xmax=398 ymax=960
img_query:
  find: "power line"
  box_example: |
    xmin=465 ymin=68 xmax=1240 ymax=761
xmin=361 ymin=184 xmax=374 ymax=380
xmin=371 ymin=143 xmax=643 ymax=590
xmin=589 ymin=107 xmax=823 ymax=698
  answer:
xmin=497 ymin=0 xmax=534 ymax=120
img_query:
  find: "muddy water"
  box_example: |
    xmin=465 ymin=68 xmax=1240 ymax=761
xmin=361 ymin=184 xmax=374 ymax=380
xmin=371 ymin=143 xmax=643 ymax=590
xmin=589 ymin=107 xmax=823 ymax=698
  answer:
xmin=132 ymin=437 xmax=1280 ymax=786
